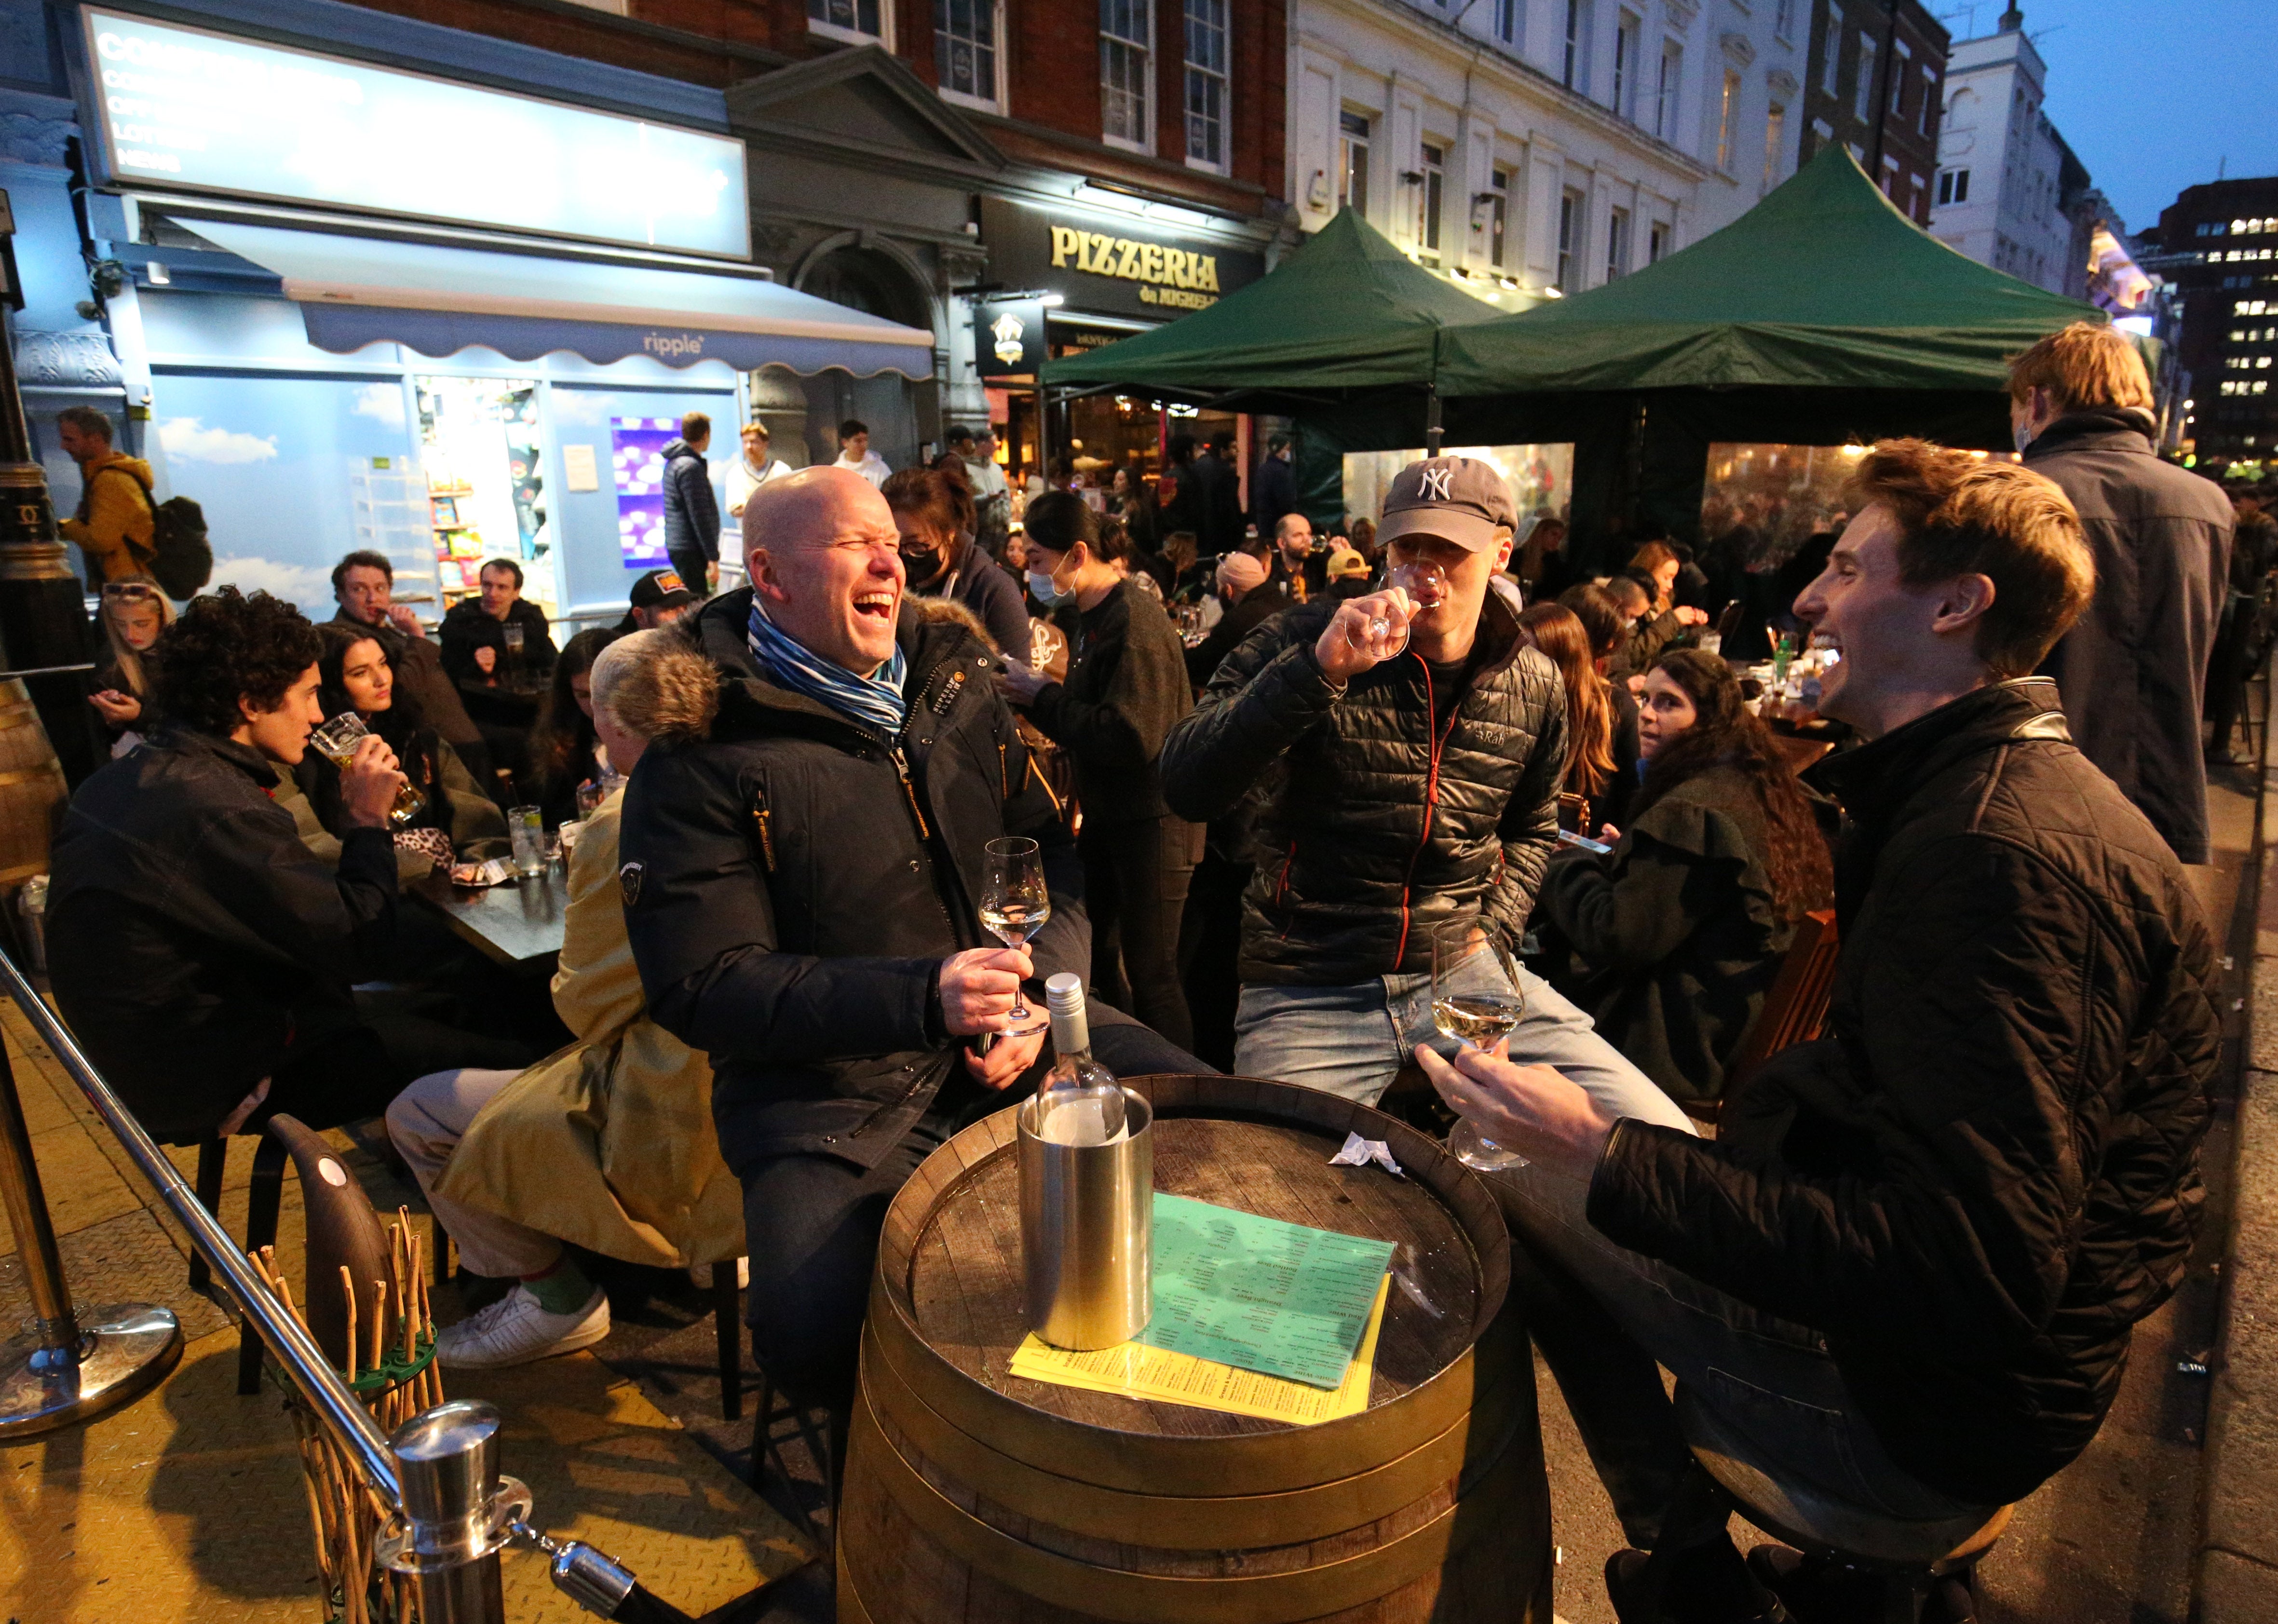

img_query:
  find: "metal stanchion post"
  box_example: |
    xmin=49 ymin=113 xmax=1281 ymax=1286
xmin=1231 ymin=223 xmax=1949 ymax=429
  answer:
xmin=381 ymin=1401 xmax=528 ymax=1624
xmin=0 ymin=1034 xmax=181 ymax=1437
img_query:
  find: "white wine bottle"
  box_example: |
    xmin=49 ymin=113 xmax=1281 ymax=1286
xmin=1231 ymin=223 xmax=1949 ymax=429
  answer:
xmin=1039 ymin=973 xmax=1128 ymax=1146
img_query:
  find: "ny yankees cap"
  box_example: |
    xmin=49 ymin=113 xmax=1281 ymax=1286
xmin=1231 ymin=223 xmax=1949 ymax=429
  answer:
xmin=1376 ymin=456 xmax=1520 ymax=554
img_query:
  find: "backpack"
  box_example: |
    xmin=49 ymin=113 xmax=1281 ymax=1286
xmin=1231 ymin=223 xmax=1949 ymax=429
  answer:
xmin=106 ymin=468 xmax=214 ymax=599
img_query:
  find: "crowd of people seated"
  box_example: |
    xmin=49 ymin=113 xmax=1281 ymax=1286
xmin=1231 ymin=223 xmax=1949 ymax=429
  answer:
xmin=34 ymin=320 xmax=2239 ymax=1624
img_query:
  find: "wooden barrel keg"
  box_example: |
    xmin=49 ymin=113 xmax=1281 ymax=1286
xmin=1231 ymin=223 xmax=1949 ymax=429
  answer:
xmin=0 ymin=679 xmax=68 ymax=889
xmin=840 ymin=1074 xmax=1551 ymax=1624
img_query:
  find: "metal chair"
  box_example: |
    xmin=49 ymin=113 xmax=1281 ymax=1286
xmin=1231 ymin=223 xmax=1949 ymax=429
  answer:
xmin=1673 ymin=1383 xmax=2011 ymax=1624
xmin=187 ymin=1130 xmax=291 ymax=1395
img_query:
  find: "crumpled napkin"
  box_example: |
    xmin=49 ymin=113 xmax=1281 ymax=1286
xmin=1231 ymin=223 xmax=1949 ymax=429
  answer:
xmin=1329 ymin=1130 xmax=1406 ymax=1178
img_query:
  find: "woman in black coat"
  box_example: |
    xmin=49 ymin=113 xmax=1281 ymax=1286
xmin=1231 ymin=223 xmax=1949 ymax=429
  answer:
xmin=885 ymin=465 xmax=1032 ymax=661
xmin=1543 ymin=649 xmax=1831 ymax=1107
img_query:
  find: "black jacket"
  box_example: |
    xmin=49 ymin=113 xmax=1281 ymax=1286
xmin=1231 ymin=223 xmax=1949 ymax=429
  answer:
xmin=916 ymin=551 xmax=1030 ymax=663
xmin=326 ymin=610 xmax=485 ymax=758
xmin=1186 ymin=451 xmax=1243 ymax=554
xmin=2027 ymin=408 xmax=2233 ymax=864
xmin=661 ymin=437 xmax=721 ymax=564
xmin=1185 ymin=589 xmax=1282 ymax=690
xmin=438 ymin=596 xmax=558 ymax=687
xmin=47 ymin=730 xmax=400 ymax=1143
xmin=1162 ymin=590 xmax=1568 ymax=983
xmin=1026 ymin=579 xmax=1192 ymax=826
xmin=1586 ymin=680 xmax=2219 ymax=1504
xmin=1250 ymin=453 xmax=1298 ymax=538
xmin=619 ymin=590 xmax=1078 ymax=1171
xmin=1545 ymin=764 xmax=1791 ymax=1104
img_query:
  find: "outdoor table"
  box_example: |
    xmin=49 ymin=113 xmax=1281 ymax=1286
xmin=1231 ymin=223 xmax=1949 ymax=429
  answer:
xmin=407 ymin=865 xmax=568 ymax=967
xmin=838 ymin=1073 xmax=1553 ymax=1624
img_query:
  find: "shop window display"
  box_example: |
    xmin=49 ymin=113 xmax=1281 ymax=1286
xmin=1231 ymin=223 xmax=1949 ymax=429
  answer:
xmin=416 ymin=377 xmax=548 ymax=611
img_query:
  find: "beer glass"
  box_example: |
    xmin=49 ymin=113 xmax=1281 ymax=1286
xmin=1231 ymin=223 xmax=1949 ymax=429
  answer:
xmin=308 ymin=714 xmax=425 ymax=828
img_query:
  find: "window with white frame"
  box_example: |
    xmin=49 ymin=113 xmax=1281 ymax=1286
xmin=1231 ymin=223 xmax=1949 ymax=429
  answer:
xmin=1819 ymin=4 xmax=1843 ymax=96
xmin=1936 ymin=167 xmax=1969 ymax=206
xmin=1339 ymin=110 xmax=1371 ymax=216
xmin=810 ymin=0 xmax=885 ymax=44
xmin=1774 ymin=0 xmax=1796 ymax=40
xmin=1889 ymin=39 xmax=1910 ymax=118
xmin=1557 ymin=188 xmax=1581 ymax=290
xmin=1563 ymin=0 xmax=1591 ymax=93
xmin=1649 ymin=220 xmax=1669 ymax=262
xmin=1918 ymin=70 xmax=1937 ymax=135
xmin=1495 ymin=0 xmax=1520 ymax=46
xmin=1717 ymin=70 xmax=1740 ymax=171
xmin=1100 ymin=0 xmax=1153 ymax=150
xmin=1184 ymin=0 xmax=1228 ymax=170
xmin=1763 ymin=103 xmax=1785 ymax=189
xmin=1656 ymin=42 xmax=1681 ymax=139
xmin=935 ymin=0 xmax=998 ymax=108
xmin=1488 ymin=166 xmax=1510 ymax=266
xmin=1614 ymin=13 xmax=1639 ymax=122
xmin=1854 ymin=35 xmax=1876 ymax=122
xmin=1420 ymin=141 xmax=1446 ymax=259
xmin=1607 ymin=207 xmax=1630 ymax=280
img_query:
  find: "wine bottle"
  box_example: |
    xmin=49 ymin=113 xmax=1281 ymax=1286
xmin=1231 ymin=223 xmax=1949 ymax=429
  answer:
xmin=1039 ymin=973 xmax=1128 ymax=1146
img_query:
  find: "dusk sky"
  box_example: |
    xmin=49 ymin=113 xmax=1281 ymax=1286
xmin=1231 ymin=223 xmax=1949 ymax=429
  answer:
xmin=1997 ymin=0 xmax=2278 ymax=230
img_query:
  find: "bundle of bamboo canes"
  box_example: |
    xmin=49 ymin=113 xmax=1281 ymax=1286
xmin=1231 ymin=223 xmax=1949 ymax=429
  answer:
xmin=249 ymin=1209 xmax=445 ymax=1624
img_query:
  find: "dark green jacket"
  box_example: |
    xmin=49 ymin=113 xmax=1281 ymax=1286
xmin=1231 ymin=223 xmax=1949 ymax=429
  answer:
xmin=1544 ymin=763 xmax=1790 ymax=1104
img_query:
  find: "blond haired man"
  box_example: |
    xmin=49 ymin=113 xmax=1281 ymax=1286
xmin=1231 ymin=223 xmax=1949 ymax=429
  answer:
xmin=2012 ymin=320 xmax=2234 ymax=863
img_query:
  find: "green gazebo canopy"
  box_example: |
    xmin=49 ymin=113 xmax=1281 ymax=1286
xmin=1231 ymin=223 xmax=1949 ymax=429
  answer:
xmin=1435 ymin=144 xmax=2097 ymax=403
xmin=1040 ymin=206 xmax=1502 ymax=403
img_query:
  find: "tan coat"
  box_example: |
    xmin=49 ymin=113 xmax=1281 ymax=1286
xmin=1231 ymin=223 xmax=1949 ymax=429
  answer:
xmin=434 ymin=788 xmax=742 ymax=1268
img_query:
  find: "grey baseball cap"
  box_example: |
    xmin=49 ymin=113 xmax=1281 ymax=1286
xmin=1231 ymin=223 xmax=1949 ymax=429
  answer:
xmin=1376 ymin=456 xmax=1520 ymax=553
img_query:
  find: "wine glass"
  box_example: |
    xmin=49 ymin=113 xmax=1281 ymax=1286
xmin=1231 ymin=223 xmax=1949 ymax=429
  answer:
xmin=980 ymin=837 xmax=1052 ymax=1037
xmin=1428 ymin=918 xmax=1529 ymax=1172
xmin=1348 ymin=558 xmax=1451 ymax=661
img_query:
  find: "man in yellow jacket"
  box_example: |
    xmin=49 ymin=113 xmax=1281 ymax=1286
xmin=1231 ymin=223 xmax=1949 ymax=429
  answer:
xmin=56 ymin=407 xmax=154 ymax=588
xmin=387 ymin=626 xmax=743 ymax=1368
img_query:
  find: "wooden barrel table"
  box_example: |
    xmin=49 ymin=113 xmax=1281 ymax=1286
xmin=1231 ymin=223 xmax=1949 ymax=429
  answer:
xmin=0 ymin=679 xmax=67 ymax=889
xmin=840 ymin=1074 xmax=1551 ymax=1624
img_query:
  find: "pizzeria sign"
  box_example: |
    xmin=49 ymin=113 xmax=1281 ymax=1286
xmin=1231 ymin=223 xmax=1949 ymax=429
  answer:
xmin=980 ymin=197 xmax=1264 ymax=321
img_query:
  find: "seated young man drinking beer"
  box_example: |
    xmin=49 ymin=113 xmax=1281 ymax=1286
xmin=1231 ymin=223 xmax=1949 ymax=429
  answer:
xmin=1421 ymin=442 xmax=2220 ymax=1622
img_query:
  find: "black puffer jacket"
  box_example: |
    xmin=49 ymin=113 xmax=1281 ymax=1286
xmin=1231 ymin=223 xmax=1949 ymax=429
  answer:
xmin=47 ymin=729 xmax=400 ymax=1143
xmin=619 ymin=590 xmax=1078 ymax=1171
xmin=1161 ymin=590 xmax=1567 ymax=983
xmin=1587 ymin=680 xmax=2219 ymax=1505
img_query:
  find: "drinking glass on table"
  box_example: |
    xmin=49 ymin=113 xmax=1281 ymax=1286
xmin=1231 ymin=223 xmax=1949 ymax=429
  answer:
xmin=1428 ymin=918 xmax=1529 ymax=1172
xmin=575 ymin=779 xmax=608 ymax=819
xmin=308 ymin=713 xmax=425 ymax=827
xmin=501 ymin=621 xmax=526 ymax=678
xmin=1347 ymin=559 xmax=1450 ymax=661
xmin=979 ymin=836 xmax=1051 ymax=1038
xmin=507 ymin=805 xmax=547 ymax=880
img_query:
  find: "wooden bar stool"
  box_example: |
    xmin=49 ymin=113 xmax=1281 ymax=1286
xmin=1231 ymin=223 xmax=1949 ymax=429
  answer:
xmin=1673 ymin=1383 xmax=2011 ymax=1624
xmin=185 ymin=1130 xmax=292 ymax=1394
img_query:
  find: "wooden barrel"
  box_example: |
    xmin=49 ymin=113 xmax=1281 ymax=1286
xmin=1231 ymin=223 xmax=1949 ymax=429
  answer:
xmin=0 ymin=679 xmax=68 ymax=889
xmin=840 ymin=1074 xmax=1552 ymax=1624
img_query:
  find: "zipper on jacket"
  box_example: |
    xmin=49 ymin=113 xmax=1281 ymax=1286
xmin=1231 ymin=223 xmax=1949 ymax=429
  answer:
xmin=1392 ymin=653 xmax=1462 ymax=969
xmin=749 ymin=784 xmax=777 ymax=872
xmin=890 ymin=747 xmax=932 ymax=840
xmin=1275 ymin=840 xmax=1297 ymax=939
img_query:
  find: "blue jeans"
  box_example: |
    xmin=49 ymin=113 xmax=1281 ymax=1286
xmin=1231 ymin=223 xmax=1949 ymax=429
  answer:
xmin=1231 ymin=960 xmax=1698 ymax=1135
xmin=1490 ymin=1071 xmax=1989 ymax=1548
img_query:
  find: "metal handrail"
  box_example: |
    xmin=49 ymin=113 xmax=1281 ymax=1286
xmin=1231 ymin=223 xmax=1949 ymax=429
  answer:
xmin=0 ymin=948 xmax=402 ymax=1499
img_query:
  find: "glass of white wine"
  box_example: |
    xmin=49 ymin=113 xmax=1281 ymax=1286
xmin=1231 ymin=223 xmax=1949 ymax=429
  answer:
xmin=1429 ymin=918 xmax=1529 ymax=1172
xmin=1348 ymin=558 xmax=1451 ymax=661
xmin=308 ymin=713 xmax=425 ymax=828
xmin=980 ymin=836 xmax=1052 ymax=1037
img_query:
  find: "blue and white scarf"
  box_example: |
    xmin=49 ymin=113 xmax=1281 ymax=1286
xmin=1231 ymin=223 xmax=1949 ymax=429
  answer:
xmin=746 ymin=597 xmax=908 ymax=738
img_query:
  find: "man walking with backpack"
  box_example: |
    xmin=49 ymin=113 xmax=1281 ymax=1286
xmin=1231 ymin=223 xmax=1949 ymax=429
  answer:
xmin=56 ymin=406 xmax=153 ymax=589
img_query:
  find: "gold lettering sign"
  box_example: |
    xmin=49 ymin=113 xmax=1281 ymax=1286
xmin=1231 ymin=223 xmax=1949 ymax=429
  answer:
xmin=1048 ymin=223 xmax=1223 ymax=307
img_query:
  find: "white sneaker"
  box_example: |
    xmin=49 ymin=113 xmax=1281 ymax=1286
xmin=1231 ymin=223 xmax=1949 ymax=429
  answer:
xmin=689 ymin=1257 xmax=750 ymax=1290
xmin=435 ymin=1285 xmax=610 ymax=1369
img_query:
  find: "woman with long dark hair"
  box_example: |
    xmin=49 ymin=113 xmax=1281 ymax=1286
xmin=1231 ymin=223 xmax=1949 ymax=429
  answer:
xmin=527 ymin=627 xmax=618 ymax=826
xmin=1516 ymin=602 xmax=1615 ymax=824
xmin=885 ymin=464 xmax=1031 ymax=657
xmin=997 ymin=490 xmax=1197 ymax=1047
xmin=1543 ymin=648 xmax=1831 ymax=1106
xmin=301 ymin=625 xmax=506 ymax=859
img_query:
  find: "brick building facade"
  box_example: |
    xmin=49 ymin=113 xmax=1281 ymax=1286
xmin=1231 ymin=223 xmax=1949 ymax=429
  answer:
xmin=1799 ymin=0 xmax=1948 ymax=225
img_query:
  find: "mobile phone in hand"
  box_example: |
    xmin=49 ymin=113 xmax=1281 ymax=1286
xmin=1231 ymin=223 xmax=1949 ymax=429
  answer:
xmin=1557 ymin=829 xmax=1613 ymax=855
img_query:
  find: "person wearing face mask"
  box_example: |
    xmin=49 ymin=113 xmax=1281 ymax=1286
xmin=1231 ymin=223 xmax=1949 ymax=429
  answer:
xmin=2010 ymin=322 xmax=2235 ymax=865
xmin=882 ymin=466 xmax=1031 ymax=660
xmin=1000 ymin=492 xmax=1200 ymax=1048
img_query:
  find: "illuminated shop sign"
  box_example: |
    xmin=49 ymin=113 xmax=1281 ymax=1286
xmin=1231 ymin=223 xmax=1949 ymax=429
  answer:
xmin=81 ymin=10 xmax=750 ymax=259
xmin=980 ymin=197 xmax=1262 ymax=321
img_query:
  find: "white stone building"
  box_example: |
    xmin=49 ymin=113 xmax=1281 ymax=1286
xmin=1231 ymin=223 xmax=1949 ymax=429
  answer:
xmin=1926 ymin=8 xmax=2079 ymax=296
xmin=1286 ymin=0 xmax=1807 ymax=304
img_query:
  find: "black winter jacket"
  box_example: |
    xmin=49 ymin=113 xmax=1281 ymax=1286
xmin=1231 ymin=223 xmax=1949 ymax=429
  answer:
xmin=1161 ymin=591 xmax=1567 ymax=983
xmin=1185 ymin=589 xmax=1283 ymax=691
xmin=47 ymin=730 xmax=400 ymax=1143
xmin=1545 ymin=763 xmax=1792 ymax=1105
xmin=1026 ymin=579 xmax=1192 ymax=826
xmin=2027 ymin=408 xmax=2233 ymax=864
xmin=619 ymin=590 xmax=1079 ymax=1171
xmin=661 ymin=437 xmax=721 ymax=564
xmin=1586 ymin=680 xmax=2219 ymax=1505
xmin=325 ymin=611 xmax=486 ymax=759
xmin=439 ymin=596 xmax=558 ymax=686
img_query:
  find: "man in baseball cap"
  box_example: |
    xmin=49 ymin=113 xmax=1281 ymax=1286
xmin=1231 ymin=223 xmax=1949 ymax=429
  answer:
xmin=617 ymin=568 xmax=697 ymax=633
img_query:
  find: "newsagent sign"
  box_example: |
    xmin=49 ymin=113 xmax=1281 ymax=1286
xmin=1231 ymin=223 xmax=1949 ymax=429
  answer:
xmin=979 ymin=197 xmax=1264 ymax=321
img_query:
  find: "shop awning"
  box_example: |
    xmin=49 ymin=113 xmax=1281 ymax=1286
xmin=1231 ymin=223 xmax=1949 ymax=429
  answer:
xmin=187 ymin=220 xmax=936 ymax=378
